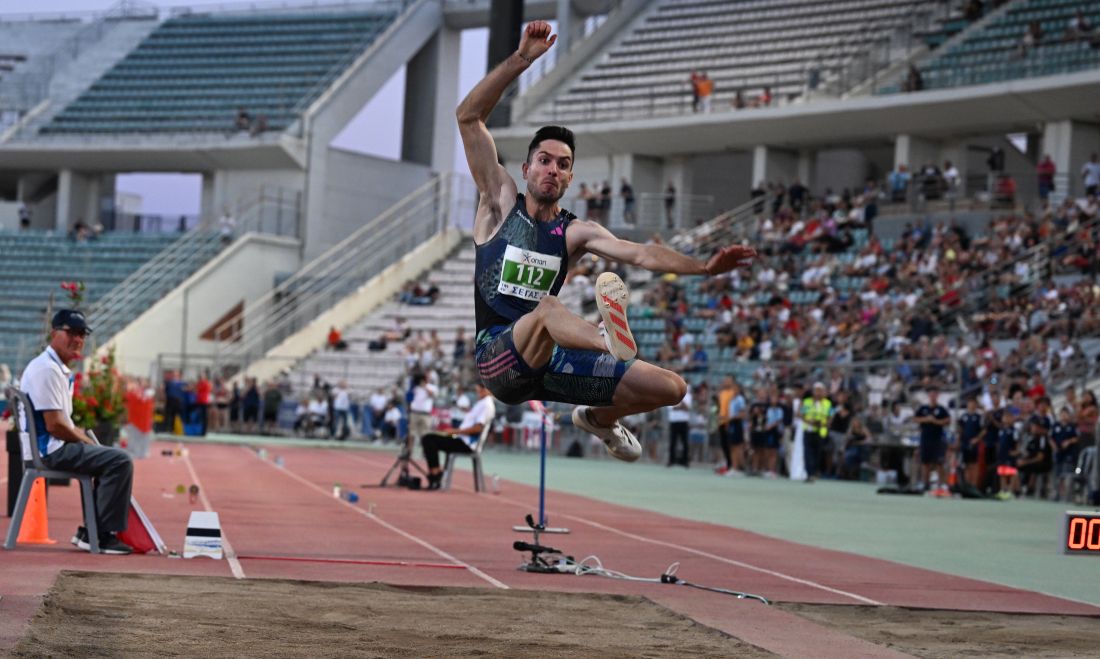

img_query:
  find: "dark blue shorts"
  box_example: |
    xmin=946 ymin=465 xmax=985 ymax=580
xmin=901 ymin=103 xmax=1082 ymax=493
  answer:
xmin=920 ymin=436 xmax=944 ymax=465
xmin=475 ymin=324 xmax=633 ymax=406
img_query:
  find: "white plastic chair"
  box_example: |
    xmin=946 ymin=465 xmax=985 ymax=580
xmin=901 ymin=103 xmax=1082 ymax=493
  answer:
xmin=4 ymin=387 xmax=100 ymax=553
xmin=441 ymin=421 xmax=493 ymax=492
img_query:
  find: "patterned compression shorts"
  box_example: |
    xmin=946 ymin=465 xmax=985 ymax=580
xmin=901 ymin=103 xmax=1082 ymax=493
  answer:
xmin=475 ymin=324 xmax=633 ymax=406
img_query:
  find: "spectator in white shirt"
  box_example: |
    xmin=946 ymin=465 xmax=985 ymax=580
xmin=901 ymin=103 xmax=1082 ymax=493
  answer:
xmin=332 ymin=381 xmax=351 ymax=440
xmin=407 ymin=372 xmax=438 ymax=456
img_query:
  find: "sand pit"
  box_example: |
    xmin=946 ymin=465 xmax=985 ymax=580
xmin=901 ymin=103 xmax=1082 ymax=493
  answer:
xmin=13 ymin=572 xmax=770 ymax=658
xmin=780 ymin=602 xmax=1100 ymax=658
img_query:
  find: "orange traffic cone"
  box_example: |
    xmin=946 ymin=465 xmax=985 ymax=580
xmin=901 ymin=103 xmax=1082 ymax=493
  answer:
xmin=17 ymin=477 xmax=59 ymax=545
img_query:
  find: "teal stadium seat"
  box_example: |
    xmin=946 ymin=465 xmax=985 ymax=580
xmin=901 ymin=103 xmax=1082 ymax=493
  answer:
xmin=40 ymin=10 xmax=399 ymax=135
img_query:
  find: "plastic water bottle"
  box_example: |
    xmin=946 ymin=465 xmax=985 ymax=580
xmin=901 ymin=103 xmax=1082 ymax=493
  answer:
xmin=333 ymin=483 xmax=342 ymax=498
xmin=490 ymin=474 xmax=501 ymax=495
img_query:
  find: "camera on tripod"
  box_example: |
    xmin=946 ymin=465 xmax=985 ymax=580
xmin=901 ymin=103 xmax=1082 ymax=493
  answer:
xmin=396 ymin=472 xmax=422 ymax=490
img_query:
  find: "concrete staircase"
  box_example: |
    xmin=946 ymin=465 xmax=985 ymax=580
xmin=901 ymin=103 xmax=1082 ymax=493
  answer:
xmin=5 ymin=17 xmax=159 ymax=141
xmin=291 ymin=243 xmax=476 ymax=398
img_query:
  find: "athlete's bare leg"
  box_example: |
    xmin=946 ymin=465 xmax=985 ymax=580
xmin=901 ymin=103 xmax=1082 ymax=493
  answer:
xmin=510 ymin=295 xmax=683 ymax=423
xmin=588 ymin=360 xmax=686 ymax=427
xmin=510 ymin=295 xmax=605 ymax=369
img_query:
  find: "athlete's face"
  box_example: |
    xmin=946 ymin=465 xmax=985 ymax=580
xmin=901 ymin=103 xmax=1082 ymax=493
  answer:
xmin=522 ymin=140 xmax=573 ymax=204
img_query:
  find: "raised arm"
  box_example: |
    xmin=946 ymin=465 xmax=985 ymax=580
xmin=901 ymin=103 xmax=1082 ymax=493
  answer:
xmin=567 ymin=219 xmax=756 ymax=276
xmin=457 ymin=21 xmax=556 ymax=242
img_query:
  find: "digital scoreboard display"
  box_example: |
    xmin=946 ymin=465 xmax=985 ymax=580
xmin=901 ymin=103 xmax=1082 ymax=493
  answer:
xmin=1063 ymin=511 xmax=1100 ymax=555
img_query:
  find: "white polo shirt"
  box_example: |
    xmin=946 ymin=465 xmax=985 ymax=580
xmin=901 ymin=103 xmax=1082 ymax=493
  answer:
xmin=457 ymin=396 xmax=495 ymax=447
xmin=20 ymin=346 xmax=74 ymax=457
xmin=409 ymin=383 xmax=437 ymax=414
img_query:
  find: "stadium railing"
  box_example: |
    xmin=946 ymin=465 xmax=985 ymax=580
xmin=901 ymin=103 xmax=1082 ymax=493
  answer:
xmin=88 ymin=185 xmax=301 ymax=344
xmin=206 ymin=172 xmax=476 ymax=375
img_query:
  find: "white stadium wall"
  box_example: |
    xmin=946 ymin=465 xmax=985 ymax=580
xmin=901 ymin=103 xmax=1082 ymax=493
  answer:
xmin=105 ymin=233 xmax=302 ymax=376
xmin=312 ymin=147 xmax=433 ymax=261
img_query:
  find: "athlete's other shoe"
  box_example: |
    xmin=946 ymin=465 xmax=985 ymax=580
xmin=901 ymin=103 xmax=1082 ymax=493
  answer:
xmin=572 ymin=406 xmax=642 ymax=462
xmin=595 ymin=272 xmax=637 ymax=361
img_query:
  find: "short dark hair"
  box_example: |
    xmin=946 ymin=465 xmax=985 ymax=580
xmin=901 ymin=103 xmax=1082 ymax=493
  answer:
xmin=527 ymin=125 xmax=575 ymax=165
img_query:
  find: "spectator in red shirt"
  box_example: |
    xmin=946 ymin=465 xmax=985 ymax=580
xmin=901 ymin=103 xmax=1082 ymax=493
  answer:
xmin=1037 ymin=154 xmax=1056 ymax=201
xmin=195 ymin=371 xmax=212 ymax=436
xmin=327 ymin=326 xmax=346 ymax=351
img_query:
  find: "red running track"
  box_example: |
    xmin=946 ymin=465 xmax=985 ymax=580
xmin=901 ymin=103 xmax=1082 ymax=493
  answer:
xmin=3 ymin=441 xmax=1098 ymax=658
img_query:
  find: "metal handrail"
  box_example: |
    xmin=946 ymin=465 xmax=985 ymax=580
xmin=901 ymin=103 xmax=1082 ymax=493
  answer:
xmin=668 ymin=193 xmax=768 ymax=255
xmin=89 ymin=186 xmax=301 ymax=343
xmin=211 ymin=172 xmax=472 ymax=368
xmin=288 ymin=0 xmax=414 ymax=117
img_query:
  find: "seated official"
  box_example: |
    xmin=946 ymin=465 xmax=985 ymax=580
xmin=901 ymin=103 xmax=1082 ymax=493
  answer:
xmin=21 ymin=309 xmax=134 ymax=554
xmin=421 ymin=382 xmax=495 ymax=490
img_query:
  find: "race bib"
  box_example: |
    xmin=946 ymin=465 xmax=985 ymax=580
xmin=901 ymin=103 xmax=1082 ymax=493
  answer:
xmin=498 ymin=244 xmax=562 ymax=301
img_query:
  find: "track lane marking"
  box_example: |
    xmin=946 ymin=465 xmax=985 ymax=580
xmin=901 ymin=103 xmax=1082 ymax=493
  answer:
xmin=341 ymin=451 xmax=883 ymax=605
xmin=245 ymin=447 xmax=508 ymax=590
xmin=181 ymin=447 xmax=246 ymax=579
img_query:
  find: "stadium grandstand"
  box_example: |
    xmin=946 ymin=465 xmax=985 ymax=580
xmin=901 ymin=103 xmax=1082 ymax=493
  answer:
xmin=1 ymin=0 xmax=1098 ymax=494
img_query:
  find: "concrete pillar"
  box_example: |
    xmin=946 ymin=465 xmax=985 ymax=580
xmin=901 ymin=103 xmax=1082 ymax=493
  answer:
xmin=556 ymin=0 xmax=577 ymax=54
xmin=609 ymin=153 xmax=634 ymax=228
xmin=402 ymin=28 xmax=461 ymax=171
xmin=665 ymin=156 xmax=691 ymax=231
xmin=797 ymin=149 xmax=814 ymax=191
xmin=752 ymin=145 xmax=798 ymax=187
xmin=56 ymin=168 xmax=72 ymax=232
xmin=201 ymin=172 xmax=216 ymax=225
xmin=83 ymin=176 xmax=100 ymax=228
xmin=894 ymin=134 xmax=939 ymax=172
xmin=1044 ymin=120 xmax=1100 ymax=201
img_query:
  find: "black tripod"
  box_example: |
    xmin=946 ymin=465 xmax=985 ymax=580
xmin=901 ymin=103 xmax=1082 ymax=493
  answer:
xmin=379 ymin=445 xmax=430 ymax=487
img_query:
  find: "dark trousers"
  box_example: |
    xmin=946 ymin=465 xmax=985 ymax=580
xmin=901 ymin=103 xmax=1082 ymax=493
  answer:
xmin=196 ymin=404 xmax=209 ymax=435
xmin=804 ymin=432 xmax=822 ymax=479
xmin=717 ymin=423 xmax=733 ymax=469
xmin=42 ymin=443 xmax=133 ymax=534
xmin=421 ymin=432 xmax=473 ymax=470
xmin=165 ymin=397 xmax=183 ymax=432
xmin=668 ymin=421 xmax=690 ymax=466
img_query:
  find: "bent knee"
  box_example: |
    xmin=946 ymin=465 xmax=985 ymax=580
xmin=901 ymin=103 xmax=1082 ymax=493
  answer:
xmin=665 ymin=372 xmax=688 ymax=405
xmin=534 ymin=295 xmax=563 ymax=316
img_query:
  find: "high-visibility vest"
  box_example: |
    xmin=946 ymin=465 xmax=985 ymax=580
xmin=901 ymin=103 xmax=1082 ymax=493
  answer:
xmin=801 ymin=397 xmax=832 ymax=437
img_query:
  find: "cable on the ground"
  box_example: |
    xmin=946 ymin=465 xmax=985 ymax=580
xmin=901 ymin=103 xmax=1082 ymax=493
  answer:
xmin=552 ymin=555 xmax=769 ymax=605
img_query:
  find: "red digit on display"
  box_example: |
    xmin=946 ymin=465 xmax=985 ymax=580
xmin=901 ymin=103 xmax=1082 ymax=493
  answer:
xmin=1088 ymin=519 xmax=1100 ymax=551
xmin=1068 ymin=518 xmax=1086 ymax=550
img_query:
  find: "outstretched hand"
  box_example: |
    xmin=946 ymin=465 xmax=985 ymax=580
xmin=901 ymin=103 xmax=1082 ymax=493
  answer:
xmin=518 ymin=21 xmax=557 ymax=62
xmin=704 ymin=244 xmax=757 ymax=276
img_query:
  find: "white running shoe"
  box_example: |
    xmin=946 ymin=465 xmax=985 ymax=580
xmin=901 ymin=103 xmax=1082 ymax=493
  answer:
xmin=595 ymin=272 xmax=637 ymax=361
xmin=572 ymin=406 xmax=642 ymax=462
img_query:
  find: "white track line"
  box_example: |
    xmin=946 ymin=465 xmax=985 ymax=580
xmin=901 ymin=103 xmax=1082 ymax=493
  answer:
xmin=419 ymin=464 xmax=883 ymax=606
xmin=181 ymin=448 xmax=246 ymax=579
xmin=247 ymin=448 xmax=508 ymax=589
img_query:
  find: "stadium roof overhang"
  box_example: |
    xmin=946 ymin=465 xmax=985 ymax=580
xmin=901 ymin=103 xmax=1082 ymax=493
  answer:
xmin=0 ymin=133 xmax=306 ymax=172
xmin=492 ymin=69 xmax=1100 ymax=161
xmin=444 ymin=0 xmax=616 ymax=29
